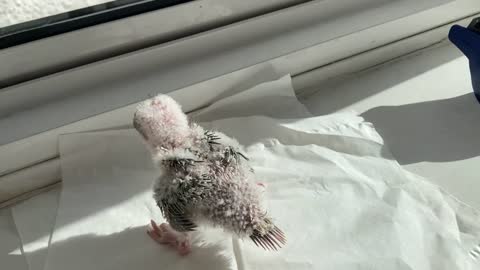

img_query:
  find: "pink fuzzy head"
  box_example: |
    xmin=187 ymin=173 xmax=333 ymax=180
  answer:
xmin=133 ymin=95 xmax=190 ymax=151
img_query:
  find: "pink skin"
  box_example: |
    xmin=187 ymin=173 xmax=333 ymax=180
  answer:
xmin=147 ymin=220 xmax=191 ymax=256
xmin=257 ymin=182 xmax=266 ymax=193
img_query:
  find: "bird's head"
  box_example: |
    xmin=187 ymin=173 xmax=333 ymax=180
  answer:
xmin=133 ymin=94 xmax=191 ymax=152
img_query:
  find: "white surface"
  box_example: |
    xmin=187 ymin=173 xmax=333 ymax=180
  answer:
xmin=215 ymin=115 xmax=479 ymax=270
xmin=304 ymin=43 xmax=480 ymax=210
xmin=11 ymin=189 xmax=59 ymax=270
xmin=191 ymin=75 xmax=312 ymax=122
xmin=293 ymin=15 xmax=477 ymax=97
xmin=0 ymin=0 xmax=111 ymax=27
xmin=0 ymin=208 xmax=28 ymax=270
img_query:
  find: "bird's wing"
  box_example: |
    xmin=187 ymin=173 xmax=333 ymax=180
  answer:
xmin=158 ymin=198 xmax=197 ymax=232
xmin=205 ymin=130 xmax=249 ymax=161
xmin=156 ymin=169 xmax=214 ymax=232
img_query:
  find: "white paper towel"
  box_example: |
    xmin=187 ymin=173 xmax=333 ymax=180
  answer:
xmin=0 ymin=208 xmax=29 ymax=270
xmin=207 ymin=115 xmax=480 ymax=270
xmin=191 ymin=75 xmax=312 ymax=122
xmin=11 ymin=189 xmax=60 ymax=270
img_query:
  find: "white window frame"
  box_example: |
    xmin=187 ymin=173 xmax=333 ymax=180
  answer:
xmin=1 ymin=0 xmax=479 ymax=205
xmin=1 ymin=0 xmax=312 ymax=87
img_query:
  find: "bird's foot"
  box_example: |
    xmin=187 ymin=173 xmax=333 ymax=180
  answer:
xmin=147 ymin=220 xmax=191 ymax=256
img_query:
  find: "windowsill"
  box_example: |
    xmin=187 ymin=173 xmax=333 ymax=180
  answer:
xmin=1 ymin=0 xmax=452 ymax=144
xmin=0 ymin=0 xmax=478 ymax=202
xmin=0 ymin=0 xmax=312 ymax=87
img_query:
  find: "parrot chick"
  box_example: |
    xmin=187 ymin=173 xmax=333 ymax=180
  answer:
xmin=133 ymin=94 xmax=285 ymax=256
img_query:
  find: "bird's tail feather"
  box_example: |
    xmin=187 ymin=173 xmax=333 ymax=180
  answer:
xmin=250 ymin=221 xmax=286 ymax=251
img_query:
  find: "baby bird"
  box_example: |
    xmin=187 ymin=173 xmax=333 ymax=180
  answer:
xmin=133 ymin=95 xmax=285 ymax=256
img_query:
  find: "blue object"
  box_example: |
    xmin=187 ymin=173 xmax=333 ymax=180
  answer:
xmin=449 ymin=18 xmax=480 ymax=103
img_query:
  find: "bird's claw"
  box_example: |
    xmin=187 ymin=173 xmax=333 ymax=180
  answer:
xmin=147 ymin=220 xmax=191 ymax=256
